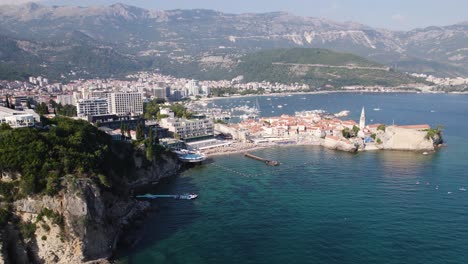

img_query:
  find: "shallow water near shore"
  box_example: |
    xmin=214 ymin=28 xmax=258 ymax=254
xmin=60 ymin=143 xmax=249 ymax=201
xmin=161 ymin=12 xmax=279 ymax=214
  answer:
xmin=118 ymin=93 xmax=468 ymax=264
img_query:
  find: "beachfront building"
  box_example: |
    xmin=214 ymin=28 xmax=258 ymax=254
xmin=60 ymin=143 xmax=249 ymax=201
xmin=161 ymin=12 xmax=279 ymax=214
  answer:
xmin=107 ymin=92 xmax=143 ymax=116
xmin=160 ymin=117 xmax=214 ymax=142
xmin=0 ymin=106 xmax=37 ymax=128
xmin=77 ymin=98 xmax=109 ymax=118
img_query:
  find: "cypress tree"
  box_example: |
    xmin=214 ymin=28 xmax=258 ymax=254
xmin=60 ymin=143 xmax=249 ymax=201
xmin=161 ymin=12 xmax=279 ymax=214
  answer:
xmin=120 ymin=122 xmax=125 ymax=138
xmin=146 ymin=128 xmax=154 ymax=161
xmin=136 ymin=123 xmax=144 ymax=141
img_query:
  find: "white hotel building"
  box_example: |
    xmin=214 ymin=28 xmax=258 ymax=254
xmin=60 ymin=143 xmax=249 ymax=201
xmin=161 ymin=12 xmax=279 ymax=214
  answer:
xmin=160 ymin=117 xmax=214 ymax=141
xmin=107 ymin=92 xmax=143 ymax=116
xmin=76 ymin=98 xmax=109 ymax=118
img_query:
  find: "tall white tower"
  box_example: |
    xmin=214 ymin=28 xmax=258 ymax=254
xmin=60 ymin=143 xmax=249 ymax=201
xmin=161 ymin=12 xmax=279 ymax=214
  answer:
xmin=359 ymin=107 xmax=366 ymax=130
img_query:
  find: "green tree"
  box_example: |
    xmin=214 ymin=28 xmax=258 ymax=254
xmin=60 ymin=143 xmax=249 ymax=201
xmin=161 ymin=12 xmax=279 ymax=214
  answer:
xmin=136 ymin=123 xmax=144 ymax=141
xmin=342 ymin=128 xmax=352 ymax=138
xmin=352 ymin=125 xmax=360 ymax=136
xmin=120 ymin=122 xmax=125 ymax=138
xmin=0 ymin=123 xmax=11 ymax=130
xmin=5 ymin=95 xmax=10 ymax=109
xmin=36 ymin=102 xmax=49 ymax=115
xmin=377 ymin=125 xmax=386 ymax=132
xmin=146 ymin=129 xmax=154 ymax=161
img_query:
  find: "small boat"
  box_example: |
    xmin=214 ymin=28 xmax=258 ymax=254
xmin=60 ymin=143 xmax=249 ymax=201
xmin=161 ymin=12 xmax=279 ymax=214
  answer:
xmin=176 ymin=193 xmax=198 ymax=200
xmin=416 ymin=181 xmax=420 ymax=185
xmin=436 ymin=185 xmax=439 ymax=190
xmin=277 ymin=105 xmax=283 ymax=108
xmin=459 ymin=187 xmax=466 ymax=191
xmin=422 ymin=152 xmax=429 ymax=155
xmin=448 ymin=192 xmax=452 ymax=194
xmin=373 ymin=108 xmax=381 ymax=111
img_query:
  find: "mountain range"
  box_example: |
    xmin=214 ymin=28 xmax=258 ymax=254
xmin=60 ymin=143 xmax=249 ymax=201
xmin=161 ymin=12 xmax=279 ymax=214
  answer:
xmin=0 ymin=2 xmax=467 ymax=80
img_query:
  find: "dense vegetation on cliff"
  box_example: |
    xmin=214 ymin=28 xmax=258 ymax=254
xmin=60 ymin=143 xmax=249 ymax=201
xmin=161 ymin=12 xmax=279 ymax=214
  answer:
xmin=0 ymin=118 xmax=113 ymax=199
xmin=0 ymin=117 xmax=172 ymax=204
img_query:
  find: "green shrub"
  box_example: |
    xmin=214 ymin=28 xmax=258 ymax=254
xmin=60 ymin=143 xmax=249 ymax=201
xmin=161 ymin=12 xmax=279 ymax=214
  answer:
xmin=98 ymin=174 xmax=111 ymax=188
xmin=45 ymin=172 xmax=60 ymax=196
xmin=0 ymin=208 xmax=10 ymax=226
xmin=36 ymin=208 xmax=63 ymax=227
xmin=41 ymin=223 xmax=50 ymax=232
xmin=19 ymin=222 xmax=36 ymax=239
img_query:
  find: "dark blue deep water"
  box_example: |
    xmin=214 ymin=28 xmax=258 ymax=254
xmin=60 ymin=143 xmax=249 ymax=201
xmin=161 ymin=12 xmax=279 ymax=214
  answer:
xmin=119 ymin=93 xmax=468 ymax=264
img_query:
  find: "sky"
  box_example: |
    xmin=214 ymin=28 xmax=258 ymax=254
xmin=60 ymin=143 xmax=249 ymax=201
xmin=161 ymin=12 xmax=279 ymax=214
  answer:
xmin=1 ymin=0 xmax=467 ymax=30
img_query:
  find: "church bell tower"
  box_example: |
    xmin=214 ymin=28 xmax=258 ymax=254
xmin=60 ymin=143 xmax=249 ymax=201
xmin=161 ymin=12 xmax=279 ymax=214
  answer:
xmin=359 ymin=107 xmax=366 ymax=130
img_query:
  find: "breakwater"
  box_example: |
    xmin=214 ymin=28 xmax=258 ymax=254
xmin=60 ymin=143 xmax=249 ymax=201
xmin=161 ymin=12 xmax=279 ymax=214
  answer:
xmin=244 ymin=152 xmax=279 ymax=166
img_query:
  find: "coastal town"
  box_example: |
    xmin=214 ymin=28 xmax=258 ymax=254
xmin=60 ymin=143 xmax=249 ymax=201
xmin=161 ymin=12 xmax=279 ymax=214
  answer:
xmin=0 ymin=70 xmax=444 ymax=162
xmin=0 ymin=2 xmax=463 ymax=264
xmin=0 ymin=71 xmax=443 ymax=162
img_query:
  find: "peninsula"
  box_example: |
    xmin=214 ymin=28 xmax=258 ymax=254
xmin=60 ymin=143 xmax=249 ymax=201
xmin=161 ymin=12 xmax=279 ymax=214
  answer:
xmin=211 ymin=108 xmax=443 ymax=154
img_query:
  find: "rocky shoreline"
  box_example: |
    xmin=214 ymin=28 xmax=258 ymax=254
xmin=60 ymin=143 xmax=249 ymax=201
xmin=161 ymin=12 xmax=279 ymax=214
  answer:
xmin=201 ymin=124 xmax=442 ymax=157
xmin=0 ymin=150 xmax=183 ymax=264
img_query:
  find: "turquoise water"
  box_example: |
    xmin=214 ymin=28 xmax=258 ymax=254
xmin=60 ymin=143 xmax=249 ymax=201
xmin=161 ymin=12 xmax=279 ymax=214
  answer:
xmin=120 ymin=93 xmax=468 ymax=264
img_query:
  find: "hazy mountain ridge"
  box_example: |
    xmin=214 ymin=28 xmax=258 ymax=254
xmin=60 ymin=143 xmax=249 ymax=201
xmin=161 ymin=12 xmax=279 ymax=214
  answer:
xmin=0 ymin=2 xmax=467 ymax=78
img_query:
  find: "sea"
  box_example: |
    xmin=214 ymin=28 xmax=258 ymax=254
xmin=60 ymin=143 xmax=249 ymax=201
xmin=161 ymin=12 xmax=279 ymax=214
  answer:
xmin=118 ymin=93 xmax=468 ymax=264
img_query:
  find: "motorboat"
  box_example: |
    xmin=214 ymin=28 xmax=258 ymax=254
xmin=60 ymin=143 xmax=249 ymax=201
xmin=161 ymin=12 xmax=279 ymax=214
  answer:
xmin=177 ymin=193 xmax=198 ymax=200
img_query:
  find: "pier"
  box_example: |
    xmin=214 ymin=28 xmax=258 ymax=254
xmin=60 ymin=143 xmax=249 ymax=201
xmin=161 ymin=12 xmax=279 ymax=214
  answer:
xmin=136 ymin=193 xmax=198 ymax=200
xmin=244 ymin=152 xmax=279 ymax=166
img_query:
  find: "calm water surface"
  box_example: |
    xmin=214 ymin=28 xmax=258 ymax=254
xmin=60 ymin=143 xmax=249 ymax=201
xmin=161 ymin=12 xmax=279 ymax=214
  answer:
xmin=119 ymin=93 xmax=468 ymax=264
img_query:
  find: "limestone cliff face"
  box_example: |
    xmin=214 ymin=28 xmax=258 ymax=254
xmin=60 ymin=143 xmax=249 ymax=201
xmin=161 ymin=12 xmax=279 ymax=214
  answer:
xmin=377 ymin=126 xmax=435 ymax=151
xmin=322 ymin=137 xmax=358 ymax=152
xmin=3 ymin=152 xmax=181 ymax=264
xmin=130 ymin=153 xmax=181 ymax=188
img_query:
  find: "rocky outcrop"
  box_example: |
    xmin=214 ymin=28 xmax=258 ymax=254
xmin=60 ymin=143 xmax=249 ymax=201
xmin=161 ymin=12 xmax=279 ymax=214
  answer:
xmin=130 ymin=153 xmax=181 ymax=188
xmin=322 ymin=136 xmax=358 ymax=152
xmin=2 ymin=152 xmax=181 ymax=264
xmin=377 ymin=126 xmax=435 ymax=151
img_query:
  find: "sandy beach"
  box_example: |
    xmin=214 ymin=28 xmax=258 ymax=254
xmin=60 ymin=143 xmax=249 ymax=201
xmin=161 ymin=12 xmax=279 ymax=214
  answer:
xmin=201 ymin=140 xmax=322 ymax=157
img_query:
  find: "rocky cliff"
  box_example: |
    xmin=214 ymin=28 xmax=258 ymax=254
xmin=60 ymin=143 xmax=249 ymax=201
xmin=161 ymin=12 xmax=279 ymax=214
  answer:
xmin=322 ymin=136 xmax=358 ymax=152
xmin=1 ymin=152 xmax=181 ymax=264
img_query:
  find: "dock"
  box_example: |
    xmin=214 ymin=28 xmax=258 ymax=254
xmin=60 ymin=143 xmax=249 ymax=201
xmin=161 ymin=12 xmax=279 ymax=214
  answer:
xmin=135 ymin=193 xmax=198 ymax=200
xmin=244 ymin=152 xmax=279 ymax=166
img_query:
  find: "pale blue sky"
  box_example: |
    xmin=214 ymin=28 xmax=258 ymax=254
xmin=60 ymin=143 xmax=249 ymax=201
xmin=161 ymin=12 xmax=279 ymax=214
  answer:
xmin=12 ymin=0 xmax=468 ymax=30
